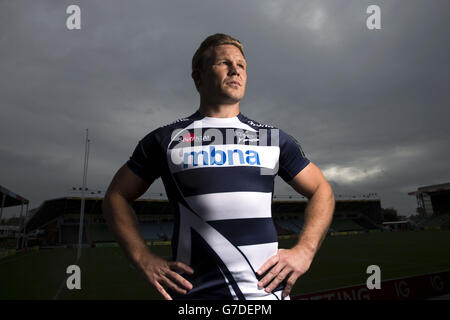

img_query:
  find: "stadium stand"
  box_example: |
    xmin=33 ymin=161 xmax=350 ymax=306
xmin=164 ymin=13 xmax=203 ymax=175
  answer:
xmin=409 ymin=182 xmax=450 ymax=219
xmin=139 ymin=222 xmax=173 ymax=240
xmin=19 ymin=196 xmax=384 ymax=248
xmin=353 ymin=215 xmax=381 ymax=230
xmin=88 ymin=221 xmax=173 ymax=243
xmin=275 ymin=220 xmax=302 ymax=234
xmin=274 ymin=222 xmax=295 ymax=236
xmin=60 ymin=225 xmax=83 ymax=245
xmin=0 ymin=185 xmax=29 ymax=250
xmin=88 ymin=224 xmax=114 ymax=243
xmin=330 ymin=218 xmax=365 ymax=232
xmin=419 ymin=212 xmax=450 ymax=228
xmin=334 ymin=200 xmax=382 ymax=223
xmin=291 ymin=218 xmax=304 ymax=230
xmin=408 ymin=182 xmax=450 ymax=230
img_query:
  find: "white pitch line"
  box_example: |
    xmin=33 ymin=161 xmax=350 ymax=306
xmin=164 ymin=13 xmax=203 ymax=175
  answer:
xmin=53 ymin=275 xmax=67 ymax=300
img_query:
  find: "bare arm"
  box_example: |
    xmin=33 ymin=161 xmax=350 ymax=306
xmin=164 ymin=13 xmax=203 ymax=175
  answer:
xmin=102 ymin=164 xmax=152 ymax=268
xmin=288 ymin=162 xmax=335 ymax=256
xmin=257 ymin=162 xmax=335 ymax=298
xmin=102 ymin=164 xmax=193 ymax=300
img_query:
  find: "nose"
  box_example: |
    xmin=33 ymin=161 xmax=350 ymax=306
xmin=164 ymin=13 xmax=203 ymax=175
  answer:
xmin=228 ymin=63 xmax=240 ymax=76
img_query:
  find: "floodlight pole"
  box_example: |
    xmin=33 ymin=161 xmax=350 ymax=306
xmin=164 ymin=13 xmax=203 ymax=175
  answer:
xmin=77 ymin=129 xmax=90 ymax=261
xmin=21 ymin=202 xmax=29 ymax=249
xmin=16 ymin=201 xmax=24 ymax=249
xmin=0 ymin=193 xmax=5 ymax=222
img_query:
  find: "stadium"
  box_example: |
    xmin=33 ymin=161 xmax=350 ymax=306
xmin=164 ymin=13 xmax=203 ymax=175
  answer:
xmin=408 ymin=182 xmax=450 ymax=229
xmin=1 ymin=183 xmax=449 ymax=300
xmin=14 ymin=194 xmax=383 ymax=247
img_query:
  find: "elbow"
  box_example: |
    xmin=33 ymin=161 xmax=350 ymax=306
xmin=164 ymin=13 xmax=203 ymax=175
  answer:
xmin=308 ymin=180 xmax=334 ymax=200
xmin=101 ymin=190 xmax=131 ymax=218
xmin=327 ymin=182 xmax=335 ymax=201
xmin=321 ymin=179 xmax=334 ymax=196
xmin=326 ymin=183 xmax=336 ymax=214
xmin=101 ymin=196 xmax=109 ymax=219
xmin=323 ymin=181 xmax=335 ymax=203
xmin=102 ymin=190 xmax=113 ymax=218
xmin=311 ymin=182 xmax=336 ymax=213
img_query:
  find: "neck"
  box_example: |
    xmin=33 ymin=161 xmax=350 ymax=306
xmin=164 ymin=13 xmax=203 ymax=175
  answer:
xmin=197 ymin=98 xmax=240 ymax=118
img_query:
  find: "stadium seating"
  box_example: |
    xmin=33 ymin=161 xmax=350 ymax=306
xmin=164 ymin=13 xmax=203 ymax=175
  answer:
xmin=85 ymin=222 xmax=175 ymax=244
xmin=139 ymin=222 xmax=173 ymax=240
xmin=274 ymin=219 xmax=303 ymax=234
xmin=420 ymin=213 xmax=450 ymax=228
xmin=330 ymin=218 xmax=365 ymax=232
xmin=60 ymin=225 xmax=80 ymax=244
xmin=353 ymin=216 xmax=381 ymax=230
xmin=89 ymin=224 xmax=115 ymax=242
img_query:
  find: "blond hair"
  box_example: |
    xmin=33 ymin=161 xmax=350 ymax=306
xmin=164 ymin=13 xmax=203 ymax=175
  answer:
xmin=192 ymin=33 xmax=245 ymax=71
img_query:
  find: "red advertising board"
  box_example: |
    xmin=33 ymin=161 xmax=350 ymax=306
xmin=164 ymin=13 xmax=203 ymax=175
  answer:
xmin=292 ymin=270 xmax=450 ymax=300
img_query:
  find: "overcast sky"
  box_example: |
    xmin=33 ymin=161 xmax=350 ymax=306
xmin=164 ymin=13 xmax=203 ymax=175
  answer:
xmin=1 ymin=0 xmax=449 ymax=219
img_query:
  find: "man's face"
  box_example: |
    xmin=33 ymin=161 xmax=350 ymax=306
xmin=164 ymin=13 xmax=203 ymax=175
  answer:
xmin=195 ymin=44 xmax=247 ymax=105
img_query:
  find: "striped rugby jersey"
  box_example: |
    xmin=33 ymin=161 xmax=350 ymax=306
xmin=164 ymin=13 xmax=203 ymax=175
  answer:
xmin=126 ymin=110 xmax=310 ymax=300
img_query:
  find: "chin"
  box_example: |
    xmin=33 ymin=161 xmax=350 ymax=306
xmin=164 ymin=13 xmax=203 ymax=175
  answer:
xmin=223 ymin=91 xmax=244 ymax=102
xmin=224 ymin=95 xmax=243 ymax=104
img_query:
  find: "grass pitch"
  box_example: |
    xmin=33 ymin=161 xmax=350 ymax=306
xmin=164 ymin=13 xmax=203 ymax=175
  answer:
xmin=1 ymin=229 xmax=449 ymax=299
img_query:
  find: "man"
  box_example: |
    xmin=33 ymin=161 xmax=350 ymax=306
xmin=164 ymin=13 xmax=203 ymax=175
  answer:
xmin=102 ymin=33 xmax=335 ymax=300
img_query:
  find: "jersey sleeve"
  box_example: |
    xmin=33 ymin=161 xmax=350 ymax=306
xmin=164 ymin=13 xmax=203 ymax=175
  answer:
xmin=126 ymin=129 xmax=163 ymax=182
xmin=277 ymin=130 xmax=310 ymax=183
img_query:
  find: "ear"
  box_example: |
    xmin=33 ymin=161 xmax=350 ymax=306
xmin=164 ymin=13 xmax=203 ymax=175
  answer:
xmin=191 ymin=69 xmax=201 ymax=91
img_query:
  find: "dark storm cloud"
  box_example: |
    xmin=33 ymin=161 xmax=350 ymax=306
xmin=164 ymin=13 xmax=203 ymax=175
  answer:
xmin=1 ymin=0 xmax=449 ymax=217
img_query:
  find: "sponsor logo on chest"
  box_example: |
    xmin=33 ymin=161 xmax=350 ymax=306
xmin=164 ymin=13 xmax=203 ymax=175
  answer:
xmin=183 ymin=146 xmax=260 ymax=168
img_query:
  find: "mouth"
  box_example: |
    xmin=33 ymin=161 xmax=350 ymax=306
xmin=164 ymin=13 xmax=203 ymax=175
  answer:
xmin=226 ymin=81 xmax=241 ymax=87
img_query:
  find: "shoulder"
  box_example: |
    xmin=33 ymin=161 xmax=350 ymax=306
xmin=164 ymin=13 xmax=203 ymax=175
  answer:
xmin=278 ymin=130 xmax=307 ymax=158
xmin=139 ymin=112 xmax=198 ymax=145
xmin=238 ymin=113 xmax=277 ymax=130
xmin=239 ymin=113 xmax=305 ymax=154
xmin=160 ymin=115 xmax=194 ymax=129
